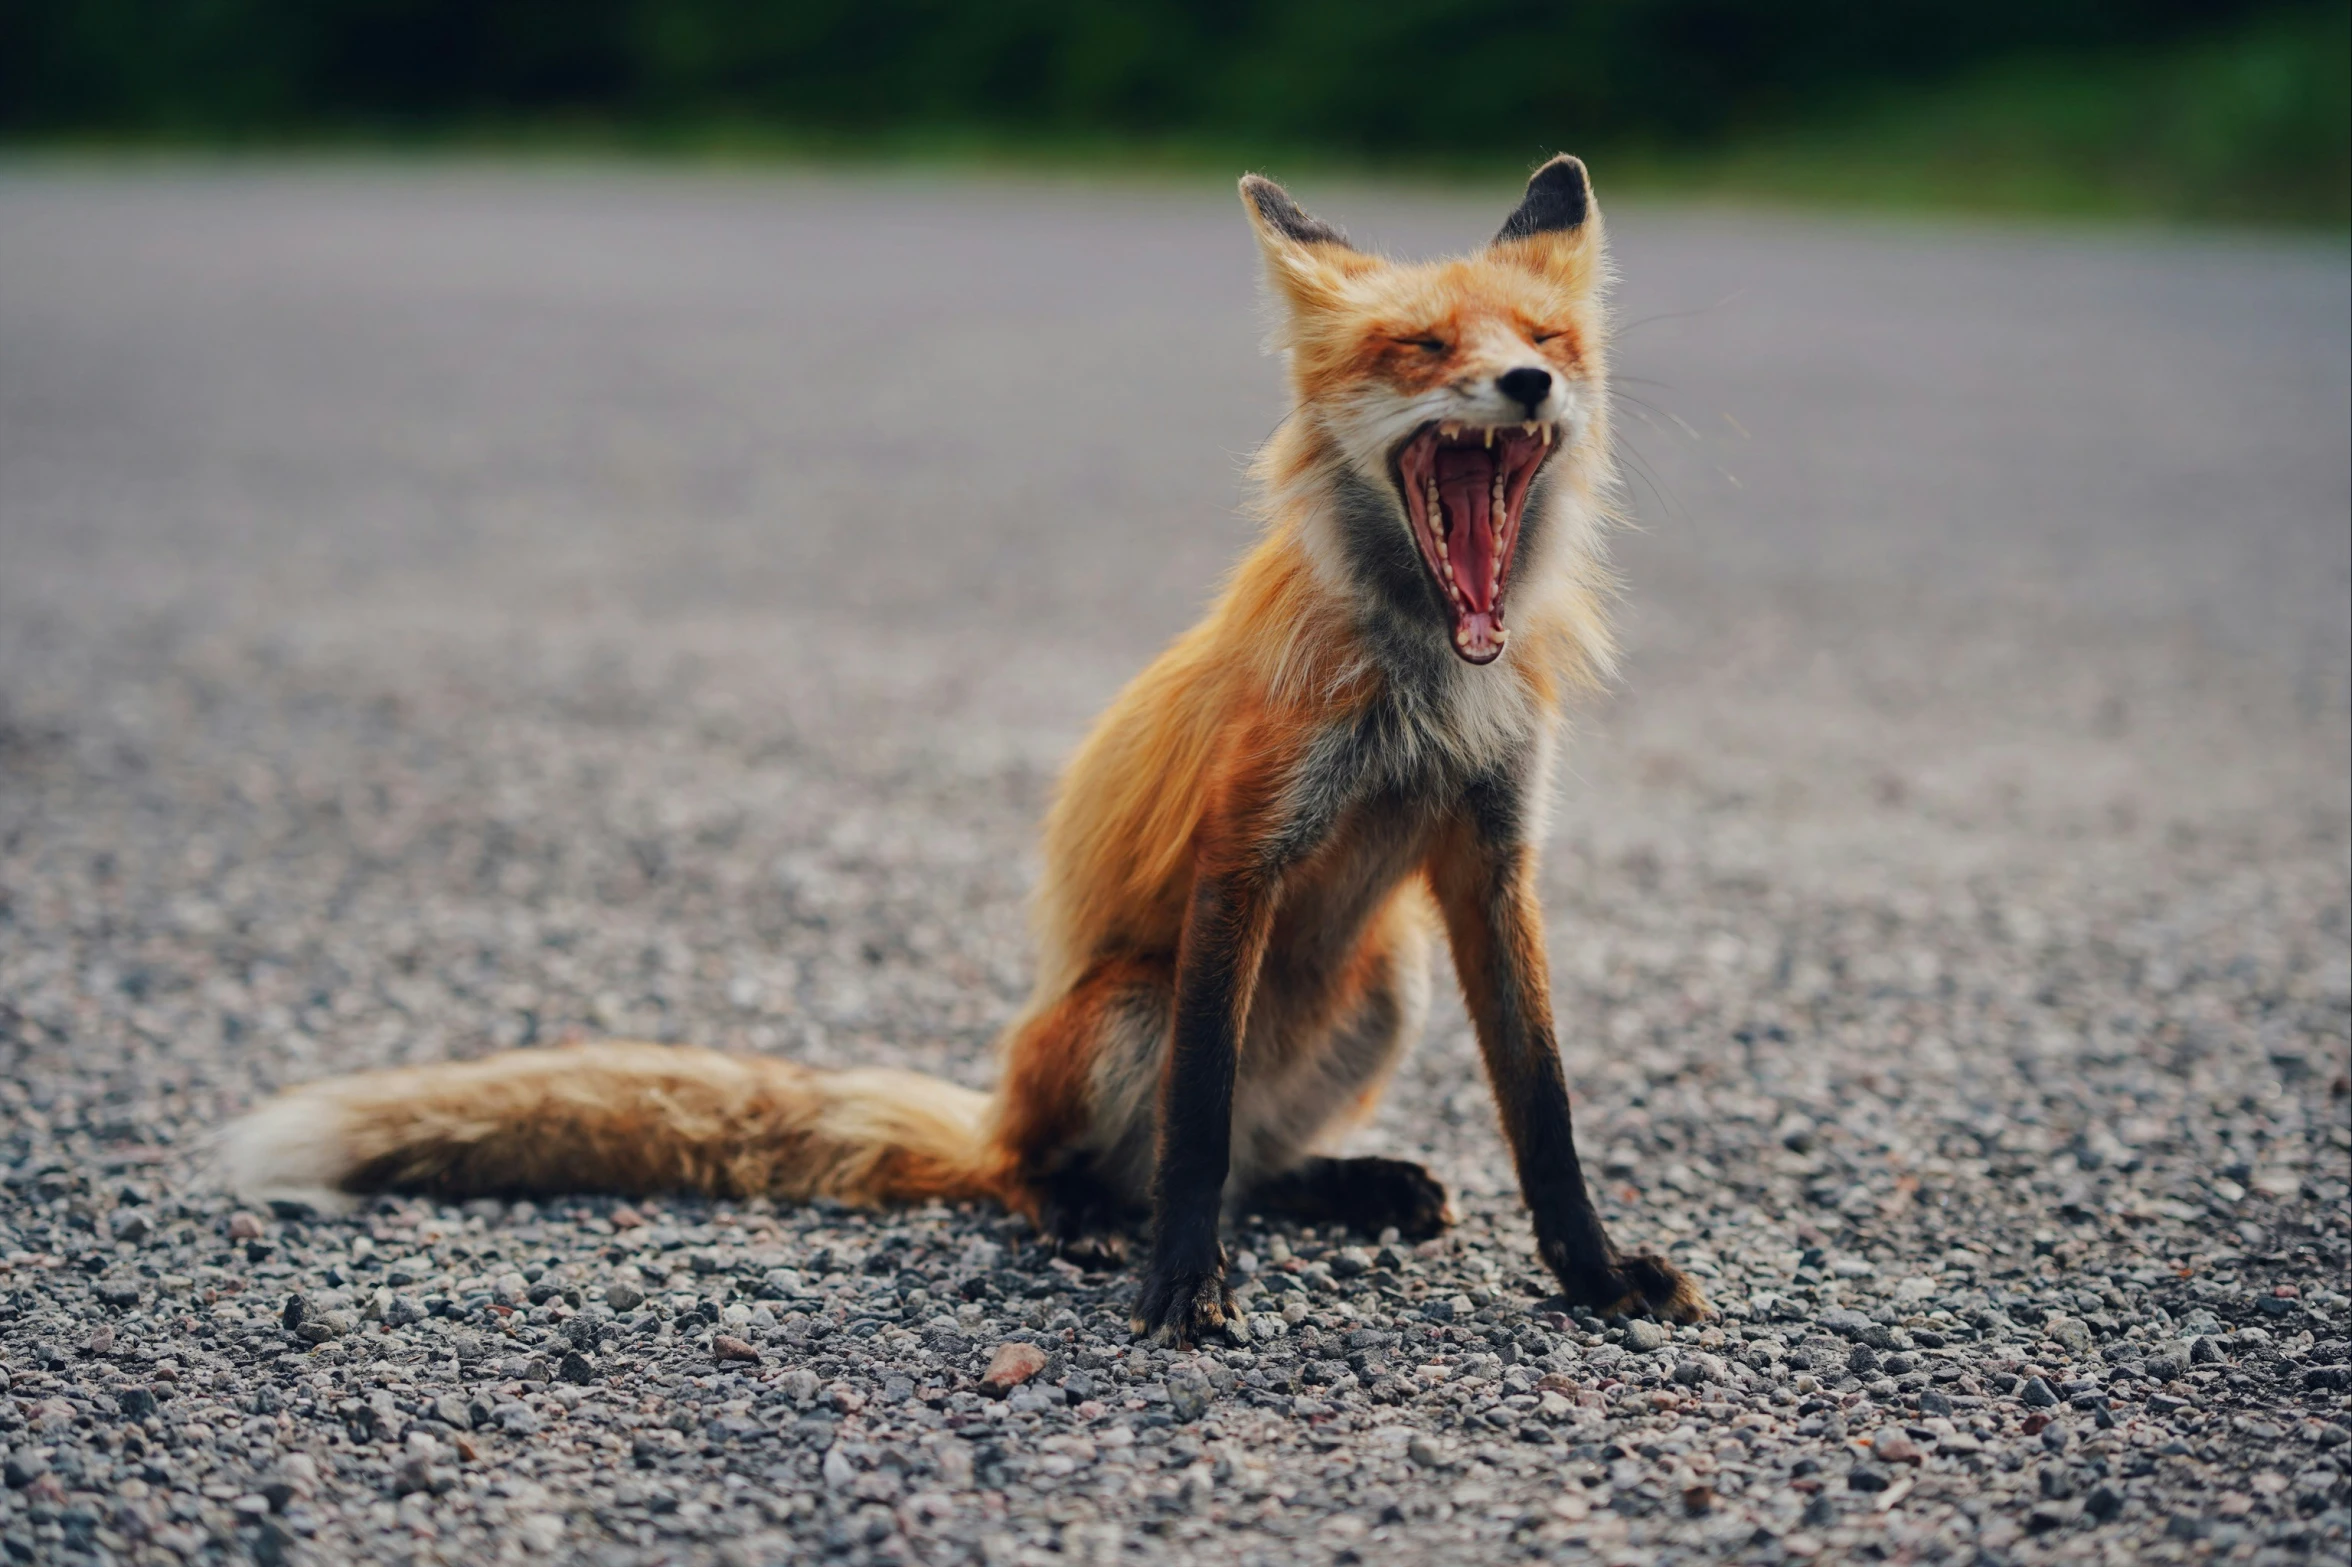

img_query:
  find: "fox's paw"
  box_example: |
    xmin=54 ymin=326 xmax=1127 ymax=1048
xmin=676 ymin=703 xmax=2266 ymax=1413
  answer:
xmin=1053 ymin=1230 xmax=1129 ymax=1271
xmin=1131 ymin=1257 xmax=1235 ymax=1349
xmin=1544 ymin=1241 xmax=1711 ymax=1324
xmin=1244 ymin=1155 xmax=1454 ymax=1241
xmin=1031 ymin=1158 xmax=1137 ymax=1274
xmin=1600 ymin=1252 xmax=1711 ymax=1323
xmin=1355 ymin=1157 xmax=1453 ymax=1241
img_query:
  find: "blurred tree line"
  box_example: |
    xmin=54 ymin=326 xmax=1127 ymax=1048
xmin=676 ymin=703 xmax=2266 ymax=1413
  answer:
xmin=0 ymin=1 xmax=2297 ymax=144
xmin=2 ymin=1 xmax=2343 ymax=220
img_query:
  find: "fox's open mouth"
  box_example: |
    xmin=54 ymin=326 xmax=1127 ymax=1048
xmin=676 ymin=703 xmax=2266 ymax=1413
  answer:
xmin=1392 ymin=420 xmax=1553 ymax=664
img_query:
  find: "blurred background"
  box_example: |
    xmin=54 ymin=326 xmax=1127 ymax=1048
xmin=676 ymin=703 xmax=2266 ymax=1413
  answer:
xmin=2 ymin=0 xmax=2346 ymax=224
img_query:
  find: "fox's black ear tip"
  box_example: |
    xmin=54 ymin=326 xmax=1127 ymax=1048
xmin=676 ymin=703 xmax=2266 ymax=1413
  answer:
xmin=1241 ymin=174 xmax=1353 ymax=250
xmin=1238 ymin=172 xmax=1290 ymax=219
xmin=1495 ymin=155 xmax=1591 ymax=243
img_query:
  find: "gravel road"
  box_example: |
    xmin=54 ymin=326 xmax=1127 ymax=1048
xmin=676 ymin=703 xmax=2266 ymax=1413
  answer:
xmin=1 ymin=167 xmax=2346 ymax=1567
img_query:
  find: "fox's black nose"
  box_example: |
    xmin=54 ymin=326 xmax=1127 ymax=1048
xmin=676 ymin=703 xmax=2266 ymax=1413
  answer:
xmin=1497 ymin=367 xmax=1552 ymax=413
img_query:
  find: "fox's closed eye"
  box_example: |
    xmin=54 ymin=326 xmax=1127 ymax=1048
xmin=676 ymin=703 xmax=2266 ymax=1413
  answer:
xmin=1397 ymin=336 xmax=1448 ymax=352
xmin=1531 ymin=330 xmax=1564 ymax=345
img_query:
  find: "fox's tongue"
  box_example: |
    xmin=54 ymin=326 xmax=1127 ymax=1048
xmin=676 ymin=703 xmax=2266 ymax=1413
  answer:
xmin=1400 ymin=422 xmax=1545 ymax=665
xmin=1433 ymin=447 xmax=1499 ymax=614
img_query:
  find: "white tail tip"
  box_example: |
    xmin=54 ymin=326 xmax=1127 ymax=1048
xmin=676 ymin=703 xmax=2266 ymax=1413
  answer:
xmin=216 ymin=1093 xmax=361 ymax=1216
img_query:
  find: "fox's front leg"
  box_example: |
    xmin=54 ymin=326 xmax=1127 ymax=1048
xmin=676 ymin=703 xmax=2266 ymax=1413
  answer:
xmin=1132 ymin=867 xmax=1275 ymax=1346
xmin=1429 ymin=778 xmax=1708 ymax=1322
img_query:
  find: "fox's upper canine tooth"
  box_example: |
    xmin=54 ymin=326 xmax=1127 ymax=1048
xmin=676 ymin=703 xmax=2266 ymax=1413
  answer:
xmin=1483 ymin=427 xmax=1494 ymax=448
xmin=1539 ymin=424 xmax=1552 ymax=445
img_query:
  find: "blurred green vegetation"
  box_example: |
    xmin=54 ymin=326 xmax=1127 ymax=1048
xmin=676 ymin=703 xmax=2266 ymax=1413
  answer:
xmin=1636 ymin=5 xmax=2349 ymax=225
xmin=2 ymin=1 xmax=2344 ymax=226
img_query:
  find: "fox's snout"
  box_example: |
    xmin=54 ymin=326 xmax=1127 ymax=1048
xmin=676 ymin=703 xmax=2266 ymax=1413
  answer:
xmin=1425 ymin=356 xmax=1569 ymax=438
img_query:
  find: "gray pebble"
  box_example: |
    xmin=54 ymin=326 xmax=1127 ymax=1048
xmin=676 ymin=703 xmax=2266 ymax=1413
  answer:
xmin=1166 ymin=1366 xmax=1212 ymax=1421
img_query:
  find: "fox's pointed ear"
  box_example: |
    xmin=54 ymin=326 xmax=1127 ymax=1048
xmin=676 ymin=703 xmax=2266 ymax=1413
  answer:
xmin=1241 ymin=174 xmax=1375 ymax=318
xmin=1242 ymin=174 xmax=1353 ymax=251
xmin=1492 ymin=155 xmax=1602 ymax=285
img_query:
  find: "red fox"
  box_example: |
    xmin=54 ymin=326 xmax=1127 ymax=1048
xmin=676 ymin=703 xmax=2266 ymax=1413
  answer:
xmin=223 ymin=157 xmax=1706 ymax=1344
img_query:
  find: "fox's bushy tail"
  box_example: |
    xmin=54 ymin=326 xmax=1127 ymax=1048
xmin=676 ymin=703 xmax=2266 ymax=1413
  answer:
xmin=219 ymin=1041 xmax=1003 ymax=1214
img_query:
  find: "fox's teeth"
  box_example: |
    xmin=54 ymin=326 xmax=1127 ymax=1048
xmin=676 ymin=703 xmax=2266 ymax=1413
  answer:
xmin=1455 ymin=628 xmax=1470 ymax=648
xmin=1439 ymin=420 xmax=1463 ymax=440
xmin=1483 ymin=427 xmax=1494 ymax=448
xmin=1539 ymin=424 xmax=1551 ymax=446
xmin=1522 ymin=421 xmax=1538 ymax=435
xmin=1493 ymin=626 xmax=1508 ymax=646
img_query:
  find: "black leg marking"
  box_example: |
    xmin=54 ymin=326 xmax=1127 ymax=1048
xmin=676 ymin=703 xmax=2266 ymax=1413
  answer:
xmin=1135 ymin=872 xmax=1264 ymax=1347
xmin=1247 ymin=1155 xmax=1452 ymax=1240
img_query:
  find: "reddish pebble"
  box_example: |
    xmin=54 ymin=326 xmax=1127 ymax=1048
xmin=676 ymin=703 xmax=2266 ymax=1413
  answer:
xmin=980 ymin=1342 xmax=1049 ymax=1394
xmin=712 ymin=1335 xmax=760 ymax=1364
xmin=611 ymin=1207 xmax=645 ymax=1230
xmin=227 ymin=1212 xmax=265 ymax=1241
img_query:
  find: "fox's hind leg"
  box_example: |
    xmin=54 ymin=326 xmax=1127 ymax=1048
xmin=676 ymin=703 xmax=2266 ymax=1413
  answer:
xmin=1240 ymin=901 xmax=1450 ymax=1240
xmin=1232 ymin=890 xmax=1445 ymax=1242
xmin=989 ymin=958 xmax=1169 ymax=1268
